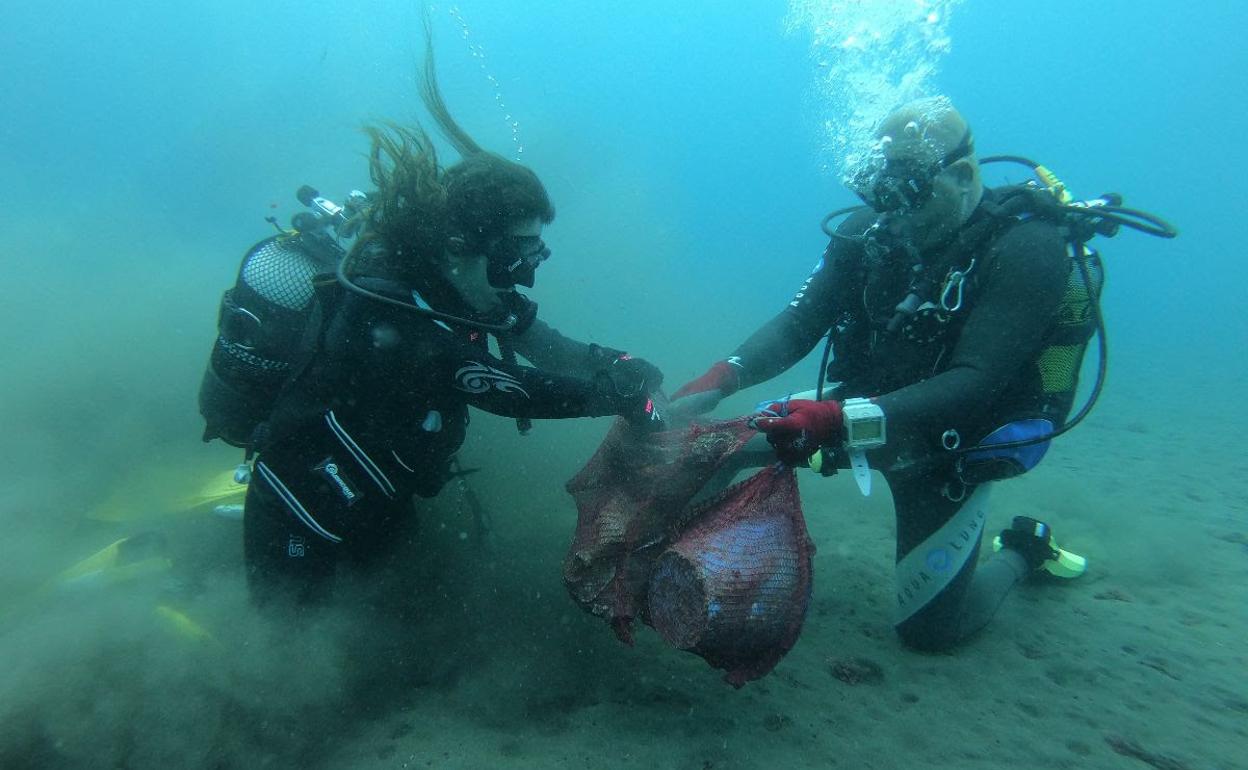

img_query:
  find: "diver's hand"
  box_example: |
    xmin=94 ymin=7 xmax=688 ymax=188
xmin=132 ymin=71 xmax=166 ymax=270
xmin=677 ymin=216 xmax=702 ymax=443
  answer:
xmin=669 ymin=361 xmax=740 ymax=416
xmin=587 ymin=346 xmax=663 ymax=397
xmin=607 ymin=354 xmax=664 ymax=396
xmin=592 ymin=356 xmax=666 ymax=431
xmin=621 ymin=393 xmax=667 ymax=432
xmin=752 ymin=399 xmax=844 ymax=465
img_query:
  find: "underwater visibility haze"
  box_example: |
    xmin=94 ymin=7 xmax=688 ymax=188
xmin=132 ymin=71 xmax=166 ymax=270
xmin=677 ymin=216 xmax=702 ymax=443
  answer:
xmin=0 ymin=1 xmax=1245 ymax=768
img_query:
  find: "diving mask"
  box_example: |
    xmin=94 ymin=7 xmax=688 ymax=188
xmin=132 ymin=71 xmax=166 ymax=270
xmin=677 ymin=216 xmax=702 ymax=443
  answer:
xmin=487 ymin=234 xmax=551 ymax=289
xmin=851 ymin=131 xmax=973 ymax=214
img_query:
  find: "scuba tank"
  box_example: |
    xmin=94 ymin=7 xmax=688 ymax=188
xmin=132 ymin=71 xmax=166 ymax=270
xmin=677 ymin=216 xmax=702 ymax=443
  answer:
xmin=198 ymin=187 xmax=367 ymax=448
xmin=198 ymin=183 xmax=537 ymax=454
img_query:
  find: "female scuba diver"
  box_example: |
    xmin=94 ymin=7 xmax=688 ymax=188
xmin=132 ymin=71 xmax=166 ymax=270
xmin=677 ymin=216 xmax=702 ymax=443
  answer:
xmin=237 ymin=27 xmax=664 ymax=604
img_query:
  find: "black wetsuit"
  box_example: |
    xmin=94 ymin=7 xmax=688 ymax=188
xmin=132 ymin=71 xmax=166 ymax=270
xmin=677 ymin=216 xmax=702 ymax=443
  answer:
xmin=244 ymin=276 xmax=637 ymax=604
xmin=727 ymin=188 xmax=1076 ymax=649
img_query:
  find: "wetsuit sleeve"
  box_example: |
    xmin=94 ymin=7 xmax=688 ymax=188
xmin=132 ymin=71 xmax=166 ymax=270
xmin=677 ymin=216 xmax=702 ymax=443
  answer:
xmin=439 ymin=333 xmax=625 ymax=420
xmin=873 ymin=220 xmax=1070 ymax=464
xmin=509 ymin=317 xmax=602 ymax=378
xmin=728 ymin=240 xmax=850 ymax=389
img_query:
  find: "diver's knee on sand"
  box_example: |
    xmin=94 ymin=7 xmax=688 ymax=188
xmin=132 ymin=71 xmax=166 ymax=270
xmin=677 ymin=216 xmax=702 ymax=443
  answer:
xmin=893 ymin=539 xmax=1030 ymax=650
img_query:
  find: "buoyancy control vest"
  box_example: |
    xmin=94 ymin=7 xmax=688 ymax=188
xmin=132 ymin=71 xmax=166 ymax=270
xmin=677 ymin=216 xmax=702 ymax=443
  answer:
xmin=824 ymin=184 xmax=1103 ymax=425
xmin=812 ymin=158 xmax=1176 ymax=481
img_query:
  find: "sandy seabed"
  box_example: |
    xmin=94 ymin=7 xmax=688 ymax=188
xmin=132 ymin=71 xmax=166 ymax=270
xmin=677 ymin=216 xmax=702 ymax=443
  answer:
xmin=1 ymin=391 xmax=1244 ymax=770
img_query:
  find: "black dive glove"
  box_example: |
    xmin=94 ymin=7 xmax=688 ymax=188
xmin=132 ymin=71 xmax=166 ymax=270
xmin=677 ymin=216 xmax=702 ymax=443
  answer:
xmin=590 ymin=348 xmax=666 ymax=430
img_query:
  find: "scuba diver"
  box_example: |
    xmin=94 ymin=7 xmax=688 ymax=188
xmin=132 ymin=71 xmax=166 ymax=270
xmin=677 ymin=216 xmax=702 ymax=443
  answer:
xmin=198 ymin=27 xmax=664 ymax=605
xmin=669 ymin=97 xmax=1175 ymax=651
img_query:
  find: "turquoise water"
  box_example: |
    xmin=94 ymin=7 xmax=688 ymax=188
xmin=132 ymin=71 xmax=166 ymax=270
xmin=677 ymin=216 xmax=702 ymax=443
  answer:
xmin=1 ymin=2 xmax=1244 ymax=768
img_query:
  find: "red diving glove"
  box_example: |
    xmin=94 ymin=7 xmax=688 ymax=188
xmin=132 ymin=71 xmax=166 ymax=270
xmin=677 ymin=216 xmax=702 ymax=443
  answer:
xmin=670 ymin=360 xmax=741 ymax=415
xmin=752 ymin=399 xmax=844 ymax=466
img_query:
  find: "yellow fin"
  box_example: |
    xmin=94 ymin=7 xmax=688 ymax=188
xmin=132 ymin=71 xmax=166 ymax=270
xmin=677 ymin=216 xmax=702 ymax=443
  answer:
xmin=153 ymin=605 xmax=221 ymax=647
xmin=87 ymin=464 xmax=246 ymax=522
xmin=52 ymin=533 xmax=172 ymax=589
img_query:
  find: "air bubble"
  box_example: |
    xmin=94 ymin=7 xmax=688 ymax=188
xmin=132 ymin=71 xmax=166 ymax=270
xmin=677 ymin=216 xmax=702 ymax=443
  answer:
xmin=784 ymin=0 xmax=965 ymax=181
xmin=441 ymin=5 xmax=526 ymax=160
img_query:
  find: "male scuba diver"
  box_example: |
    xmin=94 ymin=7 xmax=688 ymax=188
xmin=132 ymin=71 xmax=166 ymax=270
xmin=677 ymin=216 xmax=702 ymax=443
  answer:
xmin=199 ymin=31 xmax=664 ymax=605
xmin=671 ymin=97 xmax=1122 ymax=651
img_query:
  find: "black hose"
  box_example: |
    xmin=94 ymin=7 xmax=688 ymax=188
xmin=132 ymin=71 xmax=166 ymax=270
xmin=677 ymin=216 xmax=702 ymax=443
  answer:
xmin=1068 ymin=204 xmax=1178 ymax=239
xmin=814 ymin=332 xmax=835 ymax=401
xmin=979 ymin=154 xmax=1040 ymax=168
xmin=335 ymin=250 xmax=518 ymax=333
xmin=814 ymin=205 xmax=870 ymax=398
xmin=979 ymin=155 xmax=1179 ymax=238
xmin=821 ymin=205 xmax=868 ymax=238
xmin=498 ymin=337 xmax=533 ymax=434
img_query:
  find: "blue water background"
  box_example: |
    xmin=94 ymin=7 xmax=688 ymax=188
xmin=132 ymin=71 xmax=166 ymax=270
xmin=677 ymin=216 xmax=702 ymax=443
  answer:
xmin=2 ymin=1 xmax=1241 ymax=417
xmin=0 ymin=3 xmax=1245 ymax=765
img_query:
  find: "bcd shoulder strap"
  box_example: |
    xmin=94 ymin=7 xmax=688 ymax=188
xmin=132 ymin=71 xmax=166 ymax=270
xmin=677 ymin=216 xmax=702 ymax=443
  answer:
xmin=245 ymin=273 xmax=343 ymax=458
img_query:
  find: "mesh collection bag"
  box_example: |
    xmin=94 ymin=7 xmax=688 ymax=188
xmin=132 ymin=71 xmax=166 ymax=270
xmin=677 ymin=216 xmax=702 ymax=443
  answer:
xmin=563 ymin=417 xmax=815 ymax=686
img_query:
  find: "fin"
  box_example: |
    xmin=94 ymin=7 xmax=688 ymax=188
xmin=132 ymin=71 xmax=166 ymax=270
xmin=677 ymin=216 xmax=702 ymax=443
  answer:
xmin=1042 ymin=542 xmax=1087 ymax=578
xmin=52 ymin=532 xmax=172 ymax=591
xmin=153 ymin=605 xmax=221 ymax=647
xmin=212 ymin=503 xmax=245 ymax=520
xmin=992 ymin=529 xmax=1087 ymax=579
xmin=177 ymin=469 xmax=249 ymax=510
xmin=86 ymin=465 xmax=247 ymax=523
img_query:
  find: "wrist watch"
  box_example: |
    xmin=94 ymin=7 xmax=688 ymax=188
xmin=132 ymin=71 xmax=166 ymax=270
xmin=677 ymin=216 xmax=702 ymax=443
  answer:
xmin=842 ymin=397 xmax=886 ymax=496
xmin=842 ymin=397 xmax=886 ymax=449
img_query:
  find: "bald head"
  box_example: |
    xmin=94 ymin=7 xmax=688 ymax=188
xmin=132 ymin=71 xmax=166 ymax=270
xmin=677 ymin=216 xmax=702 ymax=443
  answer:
xmin=875 ymin=97 xmax=973 ymax=167
xmin=849 ymin=96 xmax=983 ymax=248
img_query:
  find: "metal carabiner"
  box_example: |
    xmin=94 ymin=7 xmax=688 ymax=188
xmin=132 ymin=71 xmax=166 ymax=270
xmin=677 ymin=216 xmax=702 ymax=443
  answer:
xmin=941 ymin=480 xmax=967 ymax=503
xmin=939 ymin=258 xmax=976 ymax=312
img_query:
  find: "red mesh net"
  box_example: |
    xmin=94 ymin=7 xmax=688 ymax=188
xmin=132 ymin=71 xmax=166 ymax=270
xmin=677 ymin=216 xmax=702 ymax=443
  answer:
xmin=563 ymin=417 xmax=815 ymax=687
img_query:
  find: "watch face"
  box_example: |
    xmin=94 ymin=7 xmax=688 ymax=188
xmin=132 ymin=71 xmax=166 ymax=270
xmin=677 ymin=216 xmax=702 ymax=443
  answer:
xmin=852 ymin=420 xmax=883 ymax=441
xmin=843 ymin=398 xmax=886 ymax=448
